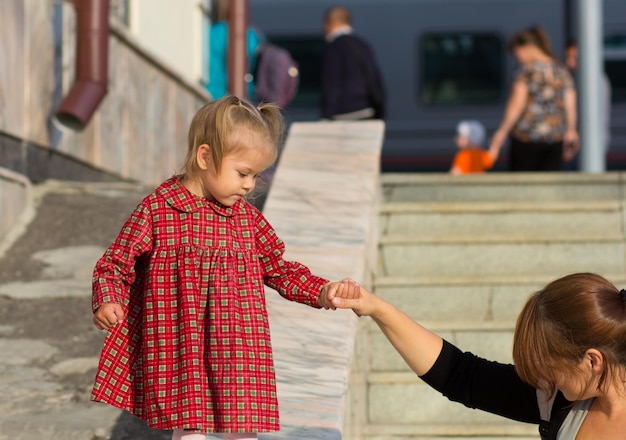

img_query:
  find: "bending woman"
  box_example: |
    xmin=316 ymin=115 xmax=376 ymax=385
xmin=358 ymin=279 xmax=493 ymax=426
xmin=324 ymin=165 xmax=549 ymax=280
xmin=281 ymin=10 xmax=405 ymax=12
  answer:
xmin=333 ymin=273 xmax=626 ymax=440
xmin=490 ymin=26 xmax=578 ymax=171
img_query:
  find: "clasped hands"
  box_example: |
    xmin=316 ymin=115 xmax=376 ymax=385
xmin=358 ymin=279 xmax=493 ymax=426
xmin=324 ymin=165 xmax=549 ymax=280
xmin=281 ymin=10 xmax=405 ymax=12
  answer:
xmin=317 ymin=279 xmax=375 ymax=316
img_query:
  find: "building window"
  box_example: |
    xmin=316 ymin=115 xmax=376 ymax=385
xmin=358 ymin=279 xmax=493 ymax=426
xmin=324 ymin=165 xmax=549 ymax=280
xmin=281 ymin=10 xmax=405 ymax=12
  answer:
xmin=604 ymin=35 xmax=626 ymax=102
xmin=264 ymin=35 xmax=324 ymax=107
xmin=420 ymin=33 xmax=504 ymax=105
xmin=110 ymin=0 xmax=130 ymax=26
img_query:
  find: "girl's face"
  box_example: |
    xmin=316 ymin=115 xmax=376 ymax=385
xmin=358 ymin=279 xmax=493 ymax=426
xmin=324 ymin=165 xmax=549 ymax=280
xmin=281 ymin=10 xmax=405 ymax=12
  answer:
xmin=195 ymin=131 xmax=275 ymax=206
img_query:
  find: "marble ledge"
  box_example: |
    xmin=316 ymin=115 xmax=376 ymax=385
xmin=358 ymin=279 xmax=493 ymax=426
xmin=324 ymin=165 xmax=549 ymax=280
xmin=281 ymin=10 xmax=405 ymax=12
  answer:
xmin=270 ymin=173 xmax=378 ymax=202
xmin=256 ymin=121 xmax=384 ymax=439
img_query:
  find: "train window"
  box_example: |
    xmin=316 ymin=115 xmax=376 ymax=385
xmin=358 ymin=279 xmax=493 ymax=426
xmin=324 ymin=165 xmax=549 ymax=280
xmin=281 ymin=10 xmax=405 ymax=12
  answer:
xmin=604 ymin=35 xmax=626 ymax=102
xmin=420 ymin=33 xmax=504 ymax=105
xmin=265 ymin=35 xmax=325 ymax=107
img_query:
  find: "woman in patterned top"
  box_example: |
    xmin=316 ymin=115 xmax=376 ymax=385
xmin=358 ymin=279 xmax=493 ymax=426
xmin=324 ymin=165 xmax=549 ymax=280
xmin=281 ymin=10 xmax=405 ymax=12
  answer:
xmin=490 ymin=26 xmax=578 ymax=171
xmin=91 ymin=95 xmax=359 ymax=440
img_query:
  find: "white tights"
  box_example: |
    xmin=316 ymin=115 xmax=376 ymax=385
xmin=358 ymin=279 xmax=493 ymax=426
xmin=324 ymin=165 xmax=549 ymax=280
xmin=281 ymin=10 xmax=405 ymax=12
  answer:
xmin=171 ymin=430 xmax=257 ymax=440
xmin=171 ymin=431 xmax=206 ymax=440
xmin=223 ymin=435 xmax=257 ymax=440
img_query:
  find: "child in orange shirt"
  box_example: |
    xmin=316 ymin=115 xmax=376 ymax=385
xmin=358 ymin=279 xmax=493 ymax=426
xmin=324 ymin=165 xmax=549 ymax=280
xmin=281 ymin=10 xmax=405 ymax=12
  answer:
xmin=450 ymin=120 xmax=500 ymax=174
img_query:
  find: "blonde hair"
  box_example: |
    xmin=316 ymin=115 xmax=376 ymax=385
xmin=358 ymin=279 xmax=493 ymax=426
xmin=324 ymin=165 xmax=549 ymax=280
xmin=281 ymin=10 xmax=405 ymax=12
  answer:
xmin=183 ymin=95 xmax=284 ymax=178
xmin=508 ymin=25 xmax=554 ymax=58
xmin=513 ymin=273 xmax=626 ymax=400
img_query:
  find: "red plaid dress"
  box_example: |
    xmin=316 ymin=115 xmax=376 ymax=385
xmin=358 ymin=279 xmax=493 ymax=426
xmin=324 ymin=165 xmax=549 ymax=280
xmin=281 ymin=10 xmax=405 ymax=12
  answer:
xmin=91 ymin=176 xmax=328 ymax=433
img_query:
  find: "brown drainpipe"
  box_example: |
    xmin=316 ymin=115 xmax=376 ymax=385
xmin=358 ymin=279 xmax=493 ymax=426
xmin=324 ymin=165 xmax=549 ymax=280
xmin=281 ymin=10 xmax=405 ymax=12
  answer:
xmin=227 ymin=0 xmax=249 ymax=99
xmin=55 ymin=0 xmax=109 ymax=130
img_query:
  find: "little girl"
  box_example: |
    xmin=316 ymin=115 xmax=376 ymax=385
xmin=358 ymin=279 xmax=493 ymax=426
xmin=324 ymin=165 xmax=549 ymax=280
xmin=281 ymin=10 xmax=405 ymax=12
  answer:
xmin=91 ymin=95 xmax=359 ymax=439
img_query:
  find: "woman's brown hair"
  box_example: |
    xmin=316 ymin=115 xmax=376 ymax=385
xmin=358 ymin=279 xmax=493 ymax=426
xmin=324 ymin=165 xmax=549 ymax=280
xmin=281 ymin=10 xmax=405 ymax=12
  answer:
xmin=513 ymin=273 xmax=626 ymax=400
xmin=508 ymin=25 xmax=555 ymax=58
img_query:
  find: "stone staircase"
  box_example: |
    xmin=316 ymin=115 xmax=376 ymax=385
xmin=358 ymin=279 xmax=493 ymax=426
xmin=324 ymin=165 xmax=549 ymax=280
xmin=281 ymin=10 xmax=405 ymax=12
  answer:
xmin=360 ymin=172 xmax=626 ymax=440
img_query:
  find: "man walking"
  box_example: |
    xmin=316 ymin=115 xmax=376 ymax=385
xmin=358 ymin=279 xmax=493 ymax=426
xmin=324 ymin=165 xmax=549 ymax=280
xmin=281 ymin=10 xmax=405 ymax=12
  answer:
xmin=320 ymin=6 xmax=386 ymax=120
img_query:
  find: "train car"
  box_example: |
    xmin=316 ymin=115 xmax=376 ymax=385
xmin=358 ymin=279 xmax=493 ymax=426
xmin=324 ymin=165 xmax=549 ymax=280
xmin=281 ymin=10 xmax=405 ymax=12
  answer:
xmin=249 ymin=0 xmax=626 ymax=171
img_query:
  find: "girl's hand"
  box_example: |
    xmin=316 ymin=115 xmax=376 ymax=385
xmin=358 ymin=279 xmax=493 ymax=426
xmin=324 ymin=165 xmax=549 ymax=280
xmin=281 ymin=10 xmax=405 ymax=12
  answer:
xmin=93 ymin=303 xmax=125 ymax=330
xmin=318 ymin=279 xmax=360 ymax=310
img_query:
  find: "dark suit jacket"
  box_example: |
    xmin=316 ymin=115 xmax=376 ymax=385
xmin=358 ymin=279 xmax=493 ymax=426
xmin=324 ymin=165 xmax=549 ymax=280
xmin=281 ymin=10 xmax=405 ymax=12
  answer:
xmin=320 ymin=34 xmax=386 ymax=119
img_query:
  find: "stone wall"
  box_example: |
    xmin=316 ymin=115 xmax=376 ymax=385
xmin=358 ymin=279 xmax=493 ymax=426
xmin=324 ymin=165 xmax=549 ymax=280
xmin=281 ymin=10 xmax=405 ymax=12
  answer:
xmin=0 ymin=0 xmax=210 ymax=186
xmin=0 ymin=169 xmax=31 ymax=254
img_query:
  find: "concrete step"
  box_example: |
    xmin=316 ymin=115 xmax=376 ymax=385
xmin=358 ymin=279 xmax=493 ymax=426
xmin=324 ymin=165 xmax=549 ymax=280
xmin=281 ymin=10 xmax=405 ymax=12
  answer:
xmin=375 ymin=274 xmax=626 ymax=285
xmin=364 ymin=423 xmax=539 ymax=439
xmin=367 ymin=379 xmax=527 ymax=426
xmin=373 ymin=274 xmax=626 ymax=322
xmin=368 ymin=322 xmax=515 ymax=373
xmin=369 ymin=276 xmax=626 ymax=373
xmin=380 ymin=201 xmax=624 ymax=240
xmin=366 ymin=174 xmax=626 ymax=439
xmin=373 ymin=278 xmax=543 ymax=324
xmin=382 ymin=172 xmax=626 ymax=203
xmin=379 ymin=240 xmax=626 ymax=278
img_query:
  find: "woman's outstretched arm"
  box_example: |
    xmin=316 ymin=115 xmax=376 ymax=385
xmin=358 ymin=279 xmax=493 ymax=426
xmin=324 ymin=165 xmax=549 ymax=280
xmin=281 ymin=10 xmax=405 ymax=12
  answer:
xmin=332 ymin=283 xmax=541 ymax=424
xmin=333 ymin=284 xmax=443 ymax=376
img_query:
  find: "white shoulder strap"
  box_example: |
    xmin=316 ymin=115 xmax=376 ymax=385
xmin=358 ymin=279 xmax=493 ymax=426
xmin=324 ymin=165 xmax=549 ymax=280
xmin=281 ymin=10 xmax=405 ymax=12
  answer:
xmin=537 ymin=388 xmax=557 ymax=422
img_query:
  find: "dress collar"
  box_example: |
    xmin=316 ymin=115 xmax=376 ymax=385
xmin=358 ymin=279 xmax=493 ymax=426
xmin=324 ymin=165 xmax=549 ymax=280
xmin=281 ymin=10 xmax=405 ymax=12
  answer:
xmin=156 ymin=176 xmax=242 ymax=217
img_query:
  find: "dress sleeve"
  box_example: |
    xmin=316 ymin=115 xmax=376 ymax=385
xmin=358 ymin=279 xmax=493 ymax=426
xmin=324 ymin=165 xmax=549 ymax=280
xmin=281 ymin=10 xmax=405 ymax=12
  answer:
xmin=254 ymin=212 xmax=328 ymax=308
xmin=420 ymin=340 xmax=541 ymax=424
xmin=92 ymin=203 xmax=154 ymax=312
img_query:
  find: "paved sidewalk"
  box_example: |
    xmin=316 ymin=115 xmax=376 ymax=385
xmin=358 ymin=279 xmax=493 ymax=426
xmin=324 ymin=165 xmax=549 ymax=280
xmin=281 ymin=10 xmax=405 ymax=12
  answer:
xmin=0 ymin=180 xmax=175 ymax=440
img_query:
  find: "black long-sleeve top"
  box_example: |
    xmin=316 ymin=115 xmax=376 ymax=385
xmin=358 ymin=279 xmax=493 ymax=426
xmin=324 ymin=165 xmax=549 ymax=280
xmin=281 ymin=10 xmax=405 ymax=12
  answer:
xmin=420 ymin=340 xmax=571 ymax=439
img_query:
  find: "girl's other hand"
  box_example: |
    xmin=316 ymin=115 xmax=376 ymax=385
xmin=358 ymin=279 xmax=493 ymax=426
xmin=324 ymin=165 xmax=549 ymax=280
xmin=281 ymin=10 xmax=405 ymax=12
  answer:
xmin=93 ymin=303 xmax=125 ymax=330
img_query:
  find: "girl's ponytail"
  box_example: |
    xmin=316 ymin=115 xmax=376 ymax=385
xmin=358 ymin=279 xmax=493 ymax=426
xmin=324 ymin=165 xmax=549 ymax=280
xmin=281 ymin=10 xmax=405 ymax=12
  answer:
xmin=256 ymin=102 xmax=285 ymax=148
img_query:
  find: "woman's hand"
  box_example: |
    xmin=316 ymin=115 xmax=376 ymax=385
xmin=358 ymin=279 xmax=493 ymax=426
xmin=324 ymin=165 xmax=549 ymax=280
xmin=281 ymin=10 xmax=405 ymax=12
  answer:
xmin=563 ymin=129 xmax=580 ymax=161
xmin=331 ymin=284 xmax=381 ymax=317
xmin=490 ymin=129 xmax=508 ymax=152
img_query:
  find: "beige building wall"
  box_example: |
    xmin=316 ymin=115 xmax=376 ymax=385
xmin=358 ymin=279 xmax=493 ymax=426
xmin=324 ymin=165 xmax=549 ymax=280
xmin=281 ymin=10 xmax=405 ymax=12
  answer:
xmin=129 ymin=0 xmax=210 ymax=87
